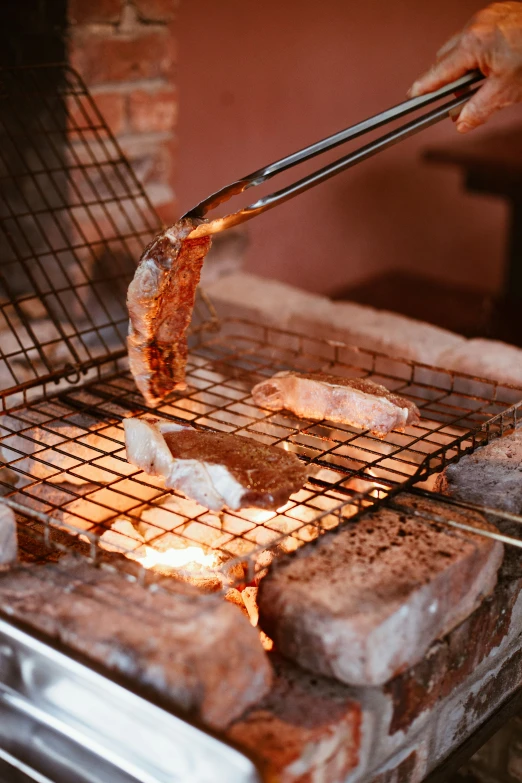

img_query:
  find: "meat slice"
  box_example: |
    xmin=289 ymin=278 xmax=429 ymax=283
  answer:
xmin=251 ymin=371 xmax=420 ymax=437
xmin=127 ymin=218 xmax=212 ymax=406
xmin=124 ymin=417 xmax=308 ymax=512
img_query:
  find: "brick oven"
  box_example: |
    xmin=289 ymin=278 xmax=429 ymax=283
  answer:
xmin=2 ymin=3 xmax=522 ymax=783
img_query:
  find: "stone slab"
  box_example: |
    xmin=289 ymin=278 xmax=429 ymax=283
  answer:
xmin=435 ymin=429 xmax=522 ymax=577
xmin=258 ymin=494 xmax=503 ymax=686
xmin=0 ymin=556 xmax=272 ymax=730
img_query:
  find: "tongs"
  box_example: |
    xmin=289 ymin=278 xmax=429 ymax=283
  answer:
xmin=184 ymin=71 xmax=484 ymax=239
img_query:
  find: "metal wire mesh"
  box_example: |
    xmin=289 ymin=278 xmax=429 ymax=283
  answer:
xmin=2 ymin=317 xmax=521 ymax=589
xmin=1 ymin=64 xmax=522 ymax=594
xmin=0 ymin=64 xmax=216 ymax=408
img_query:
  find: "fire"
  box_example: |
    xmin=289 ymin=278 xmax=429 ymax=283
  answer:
xmin=136 ymin=545 xmax=219 ymax=572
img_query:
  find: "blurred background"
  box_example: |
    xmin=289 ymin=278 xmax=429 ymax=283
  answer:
xmin=177 ymin=0 xmax=522 ymax=337
xmin=3 ymin=0 xmax=522 ymax=338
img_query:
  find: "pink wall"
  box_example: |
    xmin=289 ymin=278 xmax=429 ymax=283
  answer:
xmin=177 ymin=0 xmax=522 ymax=296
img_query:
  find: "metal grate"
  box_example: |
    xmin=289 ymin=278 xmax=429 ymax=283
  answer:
xmin=0 ymin=64 xmax=216 ymax=409
xmin=2 ymin=317 xmax=522 ymax=588
xmin=1 ymin=64 xmax=522 ymax=594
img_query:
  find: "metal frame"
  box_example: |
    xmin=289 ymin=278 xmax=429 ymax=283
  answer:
xmin=0 ymin=615 xmax=261 ymax=783
xmin=0 ymin=63 xmax=217 ymax=407
xmin=2 ymin=316 xmax=522 ymax=591
xmin=184 ymin=72 xmax=484 ymax=237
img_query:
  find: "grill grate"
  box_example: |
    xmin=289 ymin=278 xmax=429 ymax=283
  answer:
xmin=1 ymin=64 xmax=522 ymax=592
xmin=2 ymin=317 xmax=521 ymax=587
xmin=0 ymin=64 xmax=216 ymax=408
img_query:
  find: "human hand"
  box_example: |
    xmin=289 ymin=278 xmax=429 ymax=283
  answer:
xmin=409 ymin=2 xmax=522 ymax=132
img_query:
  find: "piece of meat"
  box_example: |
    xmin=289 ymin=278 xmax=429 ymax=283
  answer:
xmin=127 ymin=218 xmax=212 ymax=406
xmin=251 ymin=371 xmax=420 ymax=437
xmin=124 ymin=417 xmax=308 ymax=512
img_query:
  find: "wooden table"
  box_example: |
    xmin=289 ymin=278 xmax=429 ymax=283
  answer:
xmin=424 ymin=125 xmax=522 ymax=300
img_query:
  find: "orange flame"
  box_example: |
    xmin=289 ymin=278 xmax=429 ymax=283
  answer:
xmin=136 ymin=545 xmax=219 ymax=571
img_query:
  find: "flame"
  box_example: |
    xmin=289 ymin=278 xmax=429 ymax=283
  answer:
xmin=137 ymin=545 xmax=219 ymax=571
xmin=250 ymin=509 xmax=277 ymax=523
xmin=366 ymin=468 xmax=384 ymax=499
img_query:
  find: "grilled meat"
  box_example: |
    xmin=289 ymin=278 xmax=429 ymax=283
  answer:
xmin=127 ymin=219 xmax=212 ymax=406
xmin=124 ymin=417 xmax=308 ymax=512
xmin=251 ymin=371 xmax=420 ymax=437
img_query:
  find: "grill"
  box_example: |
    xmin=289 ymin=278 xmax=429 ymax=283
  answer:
xmin=2 ymin=64 xmax=522 ymax=583
xmin=2 ymin=316 xmax=522 ymax=590
xmin=2 ymin=63 xmax=522 ymax=783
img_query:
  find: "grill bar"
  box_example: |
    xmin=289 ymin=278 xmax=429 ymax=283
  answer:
xmin=2 ymin=318 xmax=521 ymax=590
xmin=1 ymin=63 xmax=521 ymax=600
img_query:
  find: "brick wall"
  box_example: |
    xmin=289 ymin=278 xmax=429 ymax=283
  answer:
xmin=67 ymin=0 xmax=178 ymax=224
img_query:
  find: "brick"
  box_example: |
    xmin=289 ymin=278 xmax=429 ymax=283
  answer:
xmin=0 ymin=557 xmax=272 ymax=729
xmin=385 ymin=578 xmax=522 ymax=734
xmin=437 ymin=338 xmax=522 ymax=388
xmin=436 ymin=429 xmax=522 ymax=579
xmin=204 ymin=273 xmax=465 ymax=367
xmin=93 ymin=92 xmax=126 ymax=136
xmin=227 ymin=653 xmax=361 ymax=783
xmin=258 ymin=494 xmax=503 ymax=687
xmin=66 ymin=132 xmax=174 ymax=212
xmin=434 ymin=646 xmax=522 ymax=761
xmin=128 ymin=88 xmax=177 ymax=133
xmin=134 ymin=0 xmax=178 ymax=22
xmin=119 ymin=135 xmax=175 ymax=189
xmin=370 ymin=751 xmax=420 ymax=783
xmin=70 ymin=30 xmax=175 ymax=86
xmin=68 ymin=92 xmax=126 ymax=139
xmin=68 ymin=0 xmax=123 ymax=24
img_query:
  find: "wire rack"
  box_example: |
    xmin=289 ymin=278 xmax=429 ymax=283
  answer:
xmin=1 ymin=64 xmax=522 ymax=595
xmin=0 ymin=63 xmax=217 ymax=411
xmin=2 ymin=315 xmax=522 ymax=589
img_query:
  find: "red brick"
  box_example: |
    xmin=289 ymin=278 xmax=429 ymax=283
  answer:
xmin=93 ymin=92 xmax=126 ymax=136
xmin=119 ymin=135 xmax=175 ymax=188
xmin=227 ymin=653 xmax=361 ymax=783
xmin=128 ymin=88 xmax=177 ymax=133
xmin=68 ymin=0 xmax=123 ymax=24
xmin=68 ymin=92 xmax=126 ymax=138
xmin=70 ymin=30 xmax=175 ymax=86
xmin=385 ymin=579 xmax=522 ymax=734
xmin=0 ymin=558 xmax=272 ymax=730
xmin=452 ymin=648 xmax=522 ymax=745
xmin=258 ymin=495 xmax=503 ymax=687
xmin=134 ymin=0 xmax=177 ymax=22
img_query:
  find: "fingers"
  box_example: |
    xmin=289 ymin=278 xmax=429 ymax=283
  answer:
xmin=408 ymin=46 xmax=477 ymax=97
xmin=436 ymin=33 xmax=462 ymax=59
xmin=456 ymin=76 xmax=515 ymax=131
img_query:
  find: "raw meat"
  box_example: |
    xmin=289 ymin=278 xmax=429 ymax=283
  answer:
xmin=127 ymin=218 xmax=212 ymax=406
xmin=124 ymin=417 xmax=308 ymax=512
xmin=251 ymin=371 xmax=420 ymax=437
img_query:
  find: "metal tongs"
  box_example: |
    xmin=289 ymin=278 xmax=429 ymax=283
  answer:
xmin=184 ymin=71 xmax=484 ymax=239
